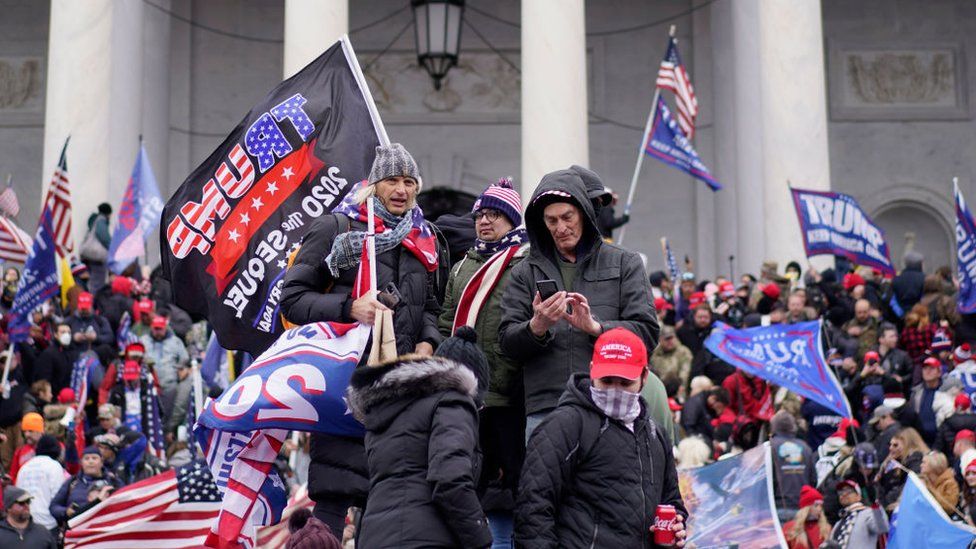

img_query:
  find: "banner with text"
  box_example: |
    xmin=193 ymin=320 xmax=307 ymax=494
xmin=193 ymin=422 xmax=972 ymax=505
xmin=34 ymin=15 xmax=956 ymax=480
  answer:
xmin=790 ymin=187 xmax=894 ymax=276
xmin=955 ymin=181 xmax=976 ymax=314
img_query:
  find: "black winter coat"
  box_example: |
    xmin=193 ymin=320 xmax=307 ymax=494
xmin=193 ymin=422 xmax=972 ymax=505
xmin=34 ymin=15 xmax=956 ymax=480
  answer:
xmin=515 ymin=374 xmax=686 ymax=548
xmin=280 ymin=212 xmax=444 ymax=506
xmin=680 ymin=391 xmax=714 ymax=443
xmin=892 ymin=266 xmax=925 ymax=312
xmin=34 ymin=343 xmax=78 ymax=393
xmin=936 ymin=412 xmax=976 ymax=454
xmin=347 ymin=356 xmax=492 ymax=549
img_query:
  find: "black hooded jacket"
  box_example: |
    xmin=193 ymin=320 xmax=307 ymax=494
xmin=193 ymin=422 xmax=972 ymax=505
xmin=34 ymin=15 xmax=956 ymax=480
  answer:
xmin=515 ymin=374 xmax=686 ymax=548
xmin=347 ymin=356 xmax=492 ymax=549
xmin=499 ymin=169 xmax=659 ymax=415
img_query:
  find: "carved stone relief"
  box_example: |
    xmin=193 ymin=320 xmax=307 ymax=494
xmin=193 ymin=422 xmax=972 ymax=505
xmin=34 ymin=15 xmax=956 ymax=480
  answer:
xmin=829 ymin=44 xmax=968 ymax=120
xmin=0 ymin=57 xmax=42 ymax=112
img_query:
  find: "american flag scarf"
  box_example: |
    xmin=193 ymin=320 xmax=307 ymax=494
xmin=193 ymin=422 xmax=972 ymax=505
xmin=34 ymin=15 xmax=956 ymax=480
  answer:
xmin=451 ymin=243 xmax=527 ymax=334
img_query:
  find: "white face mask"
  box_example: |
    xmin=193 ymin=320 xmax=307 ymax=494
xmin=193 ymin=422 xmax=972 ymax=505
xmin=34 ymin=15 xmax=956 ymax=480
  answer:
xmin=590 ymin=386 xmax=642 ymax=425
xmin=58 ymin=333 xmax=71 ymax=347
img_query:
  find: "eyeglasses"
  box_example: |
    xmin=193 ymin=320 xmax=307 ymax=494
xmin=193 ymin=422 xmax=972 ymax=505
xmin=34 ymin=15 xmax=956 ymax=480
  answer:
xmin=474 ymin=209 xmax=502 ymax=222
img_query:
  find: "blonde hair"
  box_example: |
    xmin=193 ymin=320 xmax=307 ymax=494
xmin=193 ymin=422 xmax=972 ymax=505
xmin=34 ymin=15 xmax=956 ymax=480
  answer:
xmin=676 ymin=437 xmax=712 ymax=469
xmin=894 ymin=427 xmax=930 ymax=456
xmin=787 ymin=505 xmax=831 ymax=548
xmin=689 ymin=376 xmax=713 ymax=396
xmin=923 ymin=451 xmax=950 ymax=479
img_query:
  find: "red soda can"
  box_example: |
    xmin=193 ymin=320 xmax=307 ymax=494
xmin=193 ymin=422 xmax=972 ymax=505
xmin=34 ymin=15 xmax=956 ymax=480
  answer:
xmin=653 ymin=504 xmax=677 ymax=546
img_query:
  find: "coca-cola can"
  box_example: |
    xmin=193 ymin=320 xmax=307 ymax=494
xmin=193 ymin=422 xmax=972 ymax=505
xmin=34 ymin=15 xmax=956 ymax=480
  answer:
xmin=653 ymin=504 xmax=677 ymax=546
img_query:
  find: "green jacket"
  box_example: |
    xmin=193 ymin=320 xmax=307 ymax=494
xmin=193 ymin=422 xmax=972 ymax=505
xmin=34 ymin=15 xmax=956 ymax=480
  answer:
xmin=438 ymin=247 xmax=525 ymax=407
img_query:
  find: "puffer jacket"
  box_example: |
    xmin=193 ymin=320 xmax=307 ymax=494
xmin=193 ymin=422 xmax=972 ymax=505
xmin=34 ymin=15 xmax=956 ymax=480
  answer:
xmin=438 ymin=246 xmax=526 ymax=407
xmin=499 ymin=170 xmax=659 ymax=415
xmin=515 ymin=374 xmax=686 ymax=548
xmin=347 ymin=356 xmax=492 ymax=549
xmin=279 ymin=212 xmax=443 ymax=508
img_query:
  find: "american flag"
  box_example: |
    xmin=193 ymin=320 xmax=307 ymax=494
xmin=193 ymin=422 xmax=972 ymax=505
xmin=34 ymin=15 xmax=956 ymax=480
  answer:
xmin=0 ymin=181 xmax=20 ymax=218
xmin=117 ymin=311 xmax=140 ymax=349
xmin=662 ymin=237 xmax=681 ymax=288
xmin=64 ymin=461 xmax=226 ymax=548
xmin=0 ymin=216 xmax=32 ymax=263
xmin=655 ymin=37 xmax=698 ymax=139
xmin=43 ymin=139 xmax=74 ymax=258
xmin=69 ymin=352 xmax=98 ymax=465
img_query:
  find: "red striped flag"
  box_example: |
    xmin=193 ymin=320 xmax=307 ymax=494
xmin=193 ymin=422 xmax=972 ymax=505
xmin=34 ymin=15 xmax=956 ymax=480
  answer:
xmin=43 ymin=139 xmax=74 ymax=258
xmin=451 ymin=244 xmax=526 ymax=334
xmin=65 ymin=461 xmax=230 ymax=549
xmin=655 ymin=37 xmax=698 ymax=139
xmin=0 ymin=216 xmax=32 ymax=263
xmin=255 ymin=485 xmax=314 ymax=548
xmin=0 ymin=184 xmax=20 ymax=218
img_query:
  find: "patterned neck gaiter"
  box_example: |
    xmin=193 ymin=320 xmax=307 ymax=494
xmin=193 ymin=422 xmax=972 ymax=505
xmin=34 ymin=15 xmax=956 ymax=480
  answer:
xmin=590 ymin=386 xmax=641 ymax=428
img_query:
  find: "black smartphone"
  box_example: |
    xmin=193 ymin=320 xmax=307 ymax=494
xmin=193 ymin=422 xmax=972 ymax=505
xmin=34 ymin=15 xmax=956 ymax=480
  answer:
xmin=536 ymin=279 xmax=559 ymax=301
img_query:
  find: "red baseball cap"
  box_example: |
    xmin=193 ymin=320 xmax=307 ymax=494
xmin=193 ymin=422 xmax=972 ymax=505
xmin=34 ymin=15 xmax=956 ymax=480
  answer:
xmin=762 ymin=283 xmax=781 ymax=300
xmin=863 ymin=351 xmax=880 ymax=363
xmin=830 ymin=417 xmax=860 ymax=439
xmin=122 ymin=360 xmax=141 ymax=381
xmin=77 ymin=292 xmax=94 ymax=310
xmin=135 ymin=298 xmax=154 ymax=314
xmin=719 ymin=281 xmax=735 ymax=298
xmin=653 ymin=297 xmax=673 ymax=312
xmin=688 ymin=291 xmax=706 ymax=308
xmin=57 ymin=388 xmax=75 ymax=404
xmin=151 ymin=315 xmax=168 ymax=330
xmin=956 ymin=393 xmax=972 ymax=411
xmin=590 ymin=328 xmax=647 ymax=381
xmin=843 ymin=273 xmax=865 ymax=291
xmin=923 ymin=357 xmax=942 ymax=369
xmin=835 ymin=479 xmax=860 ymax=493
xmin=956 ymin=429 xmax=976 ymax=444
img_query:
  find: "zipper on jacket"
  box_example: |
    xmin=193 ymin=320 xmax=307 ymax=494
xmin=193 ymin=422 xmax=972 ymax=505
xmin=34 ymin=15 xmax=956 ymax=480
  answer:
xmin=638 ymin=435 xmax=647 ymax=543
xmin=589 ymin=522 xmax=600 ymax=549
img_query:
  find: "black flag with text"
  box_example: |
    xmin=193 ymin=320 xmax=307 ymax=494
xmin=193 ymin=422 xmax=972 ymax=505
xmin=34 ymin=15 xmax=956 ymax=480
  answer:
xmin=160 ymin=38 xmax=386 ymax=354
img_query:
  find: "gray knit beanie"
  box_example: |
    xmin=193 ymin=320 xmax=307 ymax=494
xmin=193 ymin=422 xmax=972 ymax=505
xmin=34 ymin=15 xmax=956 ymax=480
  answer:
xmin=368 ymin=143 xmax=421 ymax=186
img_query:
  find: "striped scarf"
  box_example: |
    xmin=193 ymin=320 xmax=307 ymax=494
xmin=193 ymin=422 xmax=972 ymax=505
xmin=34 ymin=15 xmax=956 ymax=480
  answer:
xmin=474 ymin=226 xmax=527 ymax=259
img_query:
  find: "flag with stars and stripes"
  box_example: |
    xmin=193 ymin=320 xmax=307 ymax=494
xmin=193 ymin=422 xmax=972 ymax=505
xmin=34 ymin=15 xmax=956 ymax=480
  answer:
xmin=663 ymin=237 xmax=681 ymax=288
xmin=655 ymin=36 xmax=698 ymax=139
xmin=42 ymin=138 xmax=74 ymax=258
xmin=64 ymin=460 xmax=227 ymax=548
xmin=0 ymin=181 xmax=20 ymax=218
xmin=116 ymin=311 xmax=140 ymax=349
xmin=0 ymin=216 xmax=32 ymax=264
xmin=160 ymin=36 xmax=388 ymax=357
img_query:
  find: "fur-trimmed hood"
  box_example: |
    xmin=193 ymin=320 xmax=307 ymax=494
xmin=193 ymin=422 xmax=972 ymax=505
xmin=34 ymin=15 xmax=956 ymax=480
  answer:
xmin=346 ymin=355 xmax=478 ymax=427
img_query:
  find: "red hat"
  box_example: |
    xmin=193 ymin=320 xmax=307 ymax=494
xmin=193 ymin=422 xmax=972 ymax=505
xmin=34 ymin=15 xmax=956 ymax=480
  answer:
xmin=77 ymin=292 xmax=94 ymax=310
xmin=590 ymin=328 xmax=647 ymax=381
xmin=134 ymin=298 xmax=154 ymax=317
xmin=956 ymin=429 xmax=976 ymax=444
xmin=111 ymin=276 xmax=134 ymax=296
xmin=799 ymin=485 xmax=824 ymax=508
xmin=122 ymin=360 xmax=141 ymax=381
xmin=124 ymin=342 xmax=145 ymax=358
xmin=966 ymin=458 xmax=976 ymax=474
xmin=831 ymin=417 xmax=860 ymax=439
xmin=719 ymin=281 xmax=735 ymax=298
xmin=955 ymin=343 xmax=973 ymax=364
xmin=835 ymin=479 xmax=861 ymax=493
xmin=843 ymin=273 xmax=865 ymax=291
xmin=57 ymin=388 xmax=75 ymax=404
xmin=863 ymin=351 xmax=880 ymax=363
xmin=151 ymin=315 xmax=168 ymax=330
xmin=667 ymin=398 xmax=683 ymax=412
xmin=689 ymin=291 xmax=706 ymax=308
xmin=761 ymin=283 xmax=780 ymax=300
xmin=923 ymin=357 xmax=942 ymax=369
xmin=653 ymin=297 xmax=673 ymax=312
xmin=956 ymin=393 xmax=972 ymax=411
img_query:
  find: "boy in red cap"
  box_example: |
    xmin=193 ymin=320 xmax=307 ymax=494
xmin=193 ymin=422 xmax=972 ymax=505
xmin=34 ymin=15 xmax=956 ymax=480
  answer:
xmin=516 ymin=327 xmax=687 ymax=548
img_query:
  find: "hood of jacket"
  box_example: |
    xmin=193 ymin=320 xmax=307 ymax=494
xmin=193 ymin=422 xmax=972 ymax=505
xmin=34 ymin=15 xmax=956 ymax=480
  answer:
xmin=346 ymin=355 xmax=477 ymax=430
xmin=524 ymin=168 xmax=602 ymax=264
xmin=557 ymin=372 xmax=648 ymax=420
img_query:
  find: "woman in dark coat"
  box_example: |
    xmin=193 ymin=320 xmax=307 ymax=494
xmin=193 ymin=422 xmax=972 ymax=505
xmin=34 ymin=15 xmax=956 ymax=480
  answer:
xmin=346 ymin=328 xmax=492 ymax=549
xmin=279 ymin=143 xmax=443 ymax=533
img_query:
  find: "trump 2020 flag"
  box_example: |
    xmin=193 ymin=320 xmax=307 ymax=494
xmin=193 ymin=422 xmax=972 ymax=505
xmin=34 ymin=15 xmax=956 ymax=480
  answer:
xmin=705 ymin=320 xmax=852 ymax=418
xmin=645 ymin=95 xmax=721 ymax=191
xmin=8 ymin=209 xmax=59 ymax=342
xmin=160 ymin=36 xmax=388 ymax=356
xmin=108 ymin=144 xmax=164 ymax=274
xmin=790 ymin=187 xmax=895 ymax=276
xmin=955 ymin=181 xmax=976 ymax=314
xmin=888 ymin=472 xmax=976 ymax=548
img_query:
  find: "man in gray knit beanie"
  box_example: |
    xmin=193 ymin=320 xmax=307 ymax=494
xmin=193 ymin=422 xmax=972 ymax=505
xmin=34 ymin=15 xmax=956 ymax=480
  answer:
xmin=365 ymin=143 xmax=422 ymax=216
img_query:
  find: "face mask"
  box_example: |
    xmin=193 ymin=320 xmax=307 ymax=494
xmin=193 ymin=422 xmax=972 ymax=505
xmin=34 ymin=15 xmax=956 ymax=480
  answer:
xmin=58 ymin=333 xmax=71 ymax=347
xmin=590 ymin=386 xmax=641 ymax=424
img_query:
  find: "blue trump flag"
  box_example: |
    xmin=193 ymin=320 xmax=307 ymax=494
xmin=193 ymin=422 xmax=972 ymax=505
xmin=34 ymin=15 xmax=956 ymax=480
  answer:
xmin=645 ymin=95 xmax=721 ymax=191
xmin=888 ymin=472 xmax=976 ymax=548
xmin=955 ymin=180 xmax=976 ymax=314
xmin=108 ymin=144 xmax=164 ymax=274
xmin=791 ymin=187 xmax=895 ymax=277
xmin=8 ymin=210 xmax=59 ymax=342
xmin=705 ymin=320 xmax=853 ymax=418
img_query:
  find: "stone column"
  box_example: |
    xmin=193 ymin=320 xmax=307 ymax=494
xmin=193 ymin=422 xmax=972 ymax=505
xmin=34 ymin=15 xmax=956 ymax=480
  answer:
xmin=283 ymin=0 xmax=348 ymax=79
xmin=43 ymin=0 xmax=144 ymax=249
xmin=520 ymin=0 xmax=588 ymax=197
xmin=710 ymin=0 xmax=832 ymax=272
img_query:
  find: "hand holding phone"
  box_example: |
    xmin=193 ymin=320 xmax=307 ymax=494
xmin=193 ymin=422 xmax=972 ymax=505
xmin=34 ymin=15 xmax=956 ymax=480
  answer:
xmin=536 ymin=279 xmax=558 ymax=302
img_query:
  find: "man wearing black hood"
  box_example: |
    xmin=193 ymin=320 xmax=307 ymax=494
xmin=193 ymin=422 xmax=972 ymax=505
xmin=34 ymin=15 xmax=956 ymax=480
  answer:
xmin=499 ymin=167 xmax=659 ymax=437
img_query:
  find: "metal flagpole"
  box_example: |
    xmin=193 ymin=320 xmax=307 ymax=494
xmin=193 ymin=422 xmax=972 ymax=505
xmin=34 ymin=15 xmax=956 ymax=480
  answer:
xmin=367 ymin=197 xmax=377 ymax=297
xmin=618 ymin=25 xmax=676 ymax=246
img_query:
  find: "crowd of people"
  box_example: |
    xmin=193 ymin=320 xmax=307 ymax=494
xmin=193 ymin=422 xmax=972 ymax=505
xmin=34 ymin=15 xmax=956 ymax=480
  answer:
xmin=0 ymin=140 xmax=970 ymax=548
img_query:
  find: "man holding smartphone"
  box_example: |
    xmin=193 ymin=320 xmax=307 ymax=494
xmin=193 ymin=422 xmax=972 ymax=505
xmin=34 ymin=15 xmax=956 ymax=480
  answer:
xmin=499 ymin=167 xmax=660 ymax=438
